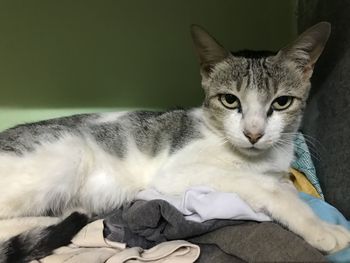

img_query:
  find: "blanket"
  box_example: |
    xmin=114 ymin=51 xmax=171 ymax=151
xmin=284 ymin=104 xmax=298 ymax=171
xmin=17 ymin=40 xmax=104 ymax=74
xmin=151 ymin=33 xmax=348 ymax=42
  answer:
xmin=104 ymin=199 xmax=326 ymax=262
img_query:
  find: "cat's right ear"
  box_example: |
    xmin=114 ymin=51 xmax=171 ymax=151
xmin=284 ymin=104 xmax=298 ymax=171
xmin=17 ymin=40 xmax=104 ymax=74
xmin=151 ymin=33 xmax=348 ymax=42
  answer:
xmin=191 ymin=25 xmax=229 ymax=75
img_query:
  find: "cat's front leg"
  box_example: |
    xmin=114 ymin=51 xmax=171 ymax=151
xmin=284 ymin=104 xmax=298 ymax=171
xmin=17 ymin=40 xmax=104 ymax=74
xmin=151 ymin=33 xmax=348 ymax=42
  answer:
xmin=237 ymin=177 xmax=350 ymax=254
xmin=152 ymin=165 xmax=350 ymax=253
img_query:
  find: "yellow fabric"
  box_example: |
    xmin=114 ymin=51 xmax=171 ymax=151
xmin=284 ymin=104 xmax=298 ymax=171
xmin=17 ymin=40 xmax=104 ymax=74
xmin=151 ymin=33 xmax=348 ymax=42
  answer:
xmin=290 ymin=168 xmax=321 ymax=198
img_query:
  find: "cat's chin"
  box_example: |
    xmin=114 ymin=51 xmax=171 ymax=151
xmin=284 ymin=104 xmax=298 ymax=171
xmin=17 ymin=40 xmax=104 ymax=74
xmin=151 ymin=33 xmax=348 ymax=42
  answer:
xmin=234 ymin=146 xmax=267 ymax=157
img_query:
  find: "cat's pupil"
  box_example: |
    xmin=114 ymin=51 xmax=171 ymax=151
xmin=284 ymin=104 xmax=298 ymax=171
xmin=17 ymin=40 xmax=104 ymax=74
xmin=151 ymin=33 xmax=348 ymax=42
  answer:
xmin=276 ymin=96 xmax=289 ymax=106
xmin=267 ymin=107 xmax=273 ymax=117
xmin=225 ymin=94 xmax=236 ymax=104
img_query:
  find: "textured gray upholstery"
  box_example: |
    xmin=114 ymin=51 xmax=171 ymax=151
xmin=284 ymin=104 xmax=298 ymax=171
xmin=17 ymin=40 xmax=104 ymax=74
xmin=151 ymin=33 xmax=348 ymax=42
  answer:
xmin=298 ymin=0 xmax=350 ymax=217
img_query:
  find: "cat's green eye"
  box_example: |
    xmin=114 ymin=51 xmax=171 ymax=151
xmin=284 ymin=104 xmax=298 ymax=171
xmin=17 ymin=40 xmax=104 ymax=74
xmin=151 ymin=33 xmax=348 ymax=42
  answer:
xmin=271 ymin=96 xmax=294 ymax=111
xmin=219 ymin=94 xmax=240 ymax=110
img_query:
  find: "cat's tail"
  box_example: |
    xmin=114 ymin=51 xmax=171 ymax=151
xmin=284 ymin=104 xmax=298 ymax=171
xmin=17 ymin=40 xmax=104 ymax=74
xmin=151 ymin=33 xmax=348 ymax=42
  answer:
xmin=0 ymin=212 xmax=89 ymax=263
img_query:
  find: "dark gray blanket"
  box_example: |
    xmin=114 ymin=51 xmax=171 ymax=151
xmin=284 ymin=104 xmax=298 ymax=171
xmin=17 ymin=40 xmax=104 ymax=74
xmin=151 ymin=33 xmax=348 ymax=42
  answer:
xmin=103 ymin=199 xmax=326 ymax=262
xmin=298 ymin=0 xmax=350 ymax=218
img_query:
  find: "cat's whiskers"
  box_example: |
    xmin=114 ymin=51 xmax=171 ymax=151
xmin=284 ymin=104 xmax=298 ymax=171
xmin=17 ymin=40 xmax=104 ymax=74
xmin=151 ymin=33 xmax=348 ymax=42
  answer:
xmin=275 ymin=138 xmax=321 ymax=162
xmin=280 ymin=132 xmax=325 ymax=156
xmin=272 ymin=141 xmax=292 ymax=158
xmin=283 ymin=133 xmax=319 ymax=156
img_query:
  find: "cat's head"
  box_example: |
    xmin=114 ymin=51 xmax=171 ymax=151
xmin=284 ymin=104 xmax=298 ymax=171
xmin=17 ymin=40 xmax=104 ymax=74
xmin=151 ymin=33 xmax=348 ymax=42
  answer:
xmin=191 ymin=22 xmax=330 ymax=156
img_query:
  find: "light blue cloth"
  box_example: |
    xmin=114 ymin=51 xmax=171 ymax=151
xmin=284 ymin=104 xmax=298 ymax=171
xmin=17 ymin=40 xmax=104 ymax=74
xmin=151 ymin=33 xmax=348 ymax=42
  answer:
xmin=300 ymin=192 xmax=350 ymax=262
xmin=292 ymin=133 xmax=324 ymax=199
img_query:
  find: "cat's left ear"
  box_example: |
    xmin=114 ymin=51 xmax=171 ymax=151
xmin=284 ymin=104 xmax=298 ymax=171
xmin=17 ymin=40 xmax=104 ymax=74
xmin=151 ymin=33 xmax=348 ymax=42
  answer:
xmin=276 ymin=22 xmax=331 ymax=79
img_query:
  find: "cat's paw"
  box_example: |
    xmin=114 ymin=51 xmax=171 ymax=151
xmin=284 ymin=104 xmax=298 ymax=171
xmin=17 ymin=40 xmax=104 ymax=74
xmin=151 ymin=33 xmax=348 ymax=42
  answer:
xmin=304 ymin=222 xmax=350 ymax=253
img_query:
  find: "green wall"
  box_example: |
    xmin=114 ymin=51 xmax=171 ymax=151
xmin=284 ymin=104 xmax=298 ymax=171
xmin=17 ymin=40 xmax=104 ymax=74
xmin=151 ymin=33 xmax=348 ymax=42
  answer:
xmin=0 ymin=0 xmax=296 ymax=130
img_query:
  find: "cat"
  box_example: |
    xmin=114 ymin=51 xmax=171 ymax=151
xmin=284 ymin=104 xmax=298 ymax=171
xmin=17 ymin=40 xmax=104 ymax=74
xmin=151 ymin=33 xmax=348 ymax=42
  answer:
xmin=0 ymin=21 xmax=349 ymax=262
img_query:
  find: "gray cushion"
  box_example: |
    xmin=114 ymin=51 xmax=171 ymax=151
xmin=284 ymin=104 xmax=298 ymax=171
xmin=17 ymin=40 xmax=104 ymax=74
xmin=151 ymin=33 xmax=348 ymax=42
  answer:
xmin=298 ymin=0 xmax=350 ymax=217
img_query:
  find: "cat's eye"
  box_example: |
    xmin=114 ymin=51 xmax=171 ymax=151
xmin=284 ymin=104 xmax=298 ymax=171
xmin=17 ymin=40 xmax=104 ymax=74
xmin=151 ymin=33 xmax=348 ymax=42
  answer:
xmin=219 ymin=94 xmax=240 ymax=110
xmin=271 ymin=96 xmax=294 ymax=111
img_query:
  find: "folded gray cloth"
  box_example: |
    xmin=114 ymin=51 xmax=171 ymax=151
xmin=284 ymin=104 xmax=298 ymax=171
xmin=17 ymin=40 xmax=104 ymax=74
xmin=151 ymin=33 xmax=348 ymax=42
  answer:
xmin=103 ymin=199 xmax=243 ymax=248
xmin=103 ymin=199 xmax=327 ymax=262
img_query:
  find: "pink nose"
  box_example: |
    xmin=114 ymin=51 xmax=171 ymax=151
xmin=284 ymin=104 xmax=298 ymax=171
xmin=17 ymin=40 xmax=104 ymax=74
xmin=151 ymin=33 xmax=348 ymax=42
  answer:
xmin=244 ymin=131 xmax=263 ymax=144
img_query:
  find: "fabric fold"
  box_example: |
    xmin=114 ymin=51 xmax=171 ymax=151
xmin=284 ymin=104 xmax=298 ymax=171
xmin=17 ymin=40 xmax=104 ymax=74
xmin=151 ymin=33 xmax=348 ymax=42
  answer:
xmin=31 ymin=219 xmax=200 ymax=263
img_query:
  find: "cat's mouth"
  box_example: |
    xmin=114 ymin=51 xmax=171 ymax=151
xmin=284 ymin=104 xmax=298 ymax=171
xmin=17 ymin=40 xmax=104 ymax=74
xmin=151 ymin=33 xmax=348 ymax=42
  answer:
xmin=225 ymin=135 xmax=272 ymax=156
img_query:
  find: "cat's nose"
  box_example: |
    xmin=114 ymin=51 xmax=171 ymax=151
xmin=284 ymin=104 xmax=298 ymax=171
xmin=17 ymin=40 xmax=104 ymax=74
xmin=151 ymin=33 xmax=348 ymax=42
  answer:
xmin=243 ymin=131 xmax=264 ymax=144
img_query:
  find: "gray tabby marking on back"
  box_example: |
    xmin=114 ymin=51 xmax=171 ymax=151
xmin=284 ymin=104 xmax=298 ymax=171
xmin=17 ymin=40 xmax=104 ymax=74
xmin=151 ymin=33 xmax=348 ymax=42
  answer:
xmin=122 ymin=110 xmax=203 ymax=156
xmin=0 ymin=114 xmax=96 ymax=155
xmin=86 ymin=122 xmax=127 ymax=158
xmin=0 ymin=110 xmax=203 ymax=158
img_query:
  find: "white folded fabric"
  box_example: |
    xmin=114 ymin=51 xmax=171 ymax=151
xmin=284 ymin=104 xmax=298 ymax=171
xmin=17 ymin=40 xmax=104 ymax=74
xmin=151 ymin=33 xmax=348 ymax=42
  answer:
xmin=136 ymin=186 xmax=271 ymax=222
